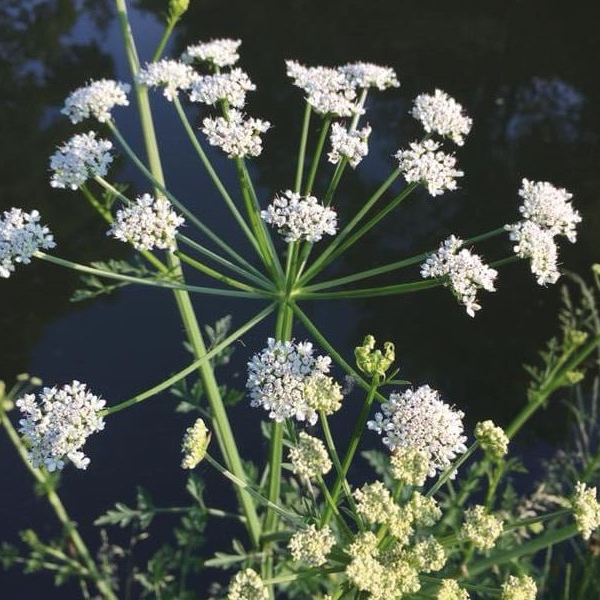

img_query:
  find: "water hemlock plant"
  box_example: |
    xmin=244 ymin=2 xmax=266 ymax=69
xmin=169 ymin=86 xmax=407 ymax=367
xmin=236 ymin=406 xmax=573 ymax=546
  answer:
xmin=1 ymin=1 xmax=599 ymax=598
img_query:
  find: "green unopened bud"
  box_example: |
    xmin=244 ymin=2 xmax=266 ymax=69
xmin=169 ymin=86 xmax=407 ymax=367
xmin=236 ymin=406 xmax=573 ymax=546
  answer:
xmin=592 ymin=264 xmax=600 ymax=275
xmin=355 ymin=335 xmax=395 ymax=378
xmin=566 ymin=329 xmax=588 ymax=347
xmin=181 ymin=418 xmax=210 ymax=469
xmin=168 ymin=0 xmax=189 ymax=21
xmin=564 ymin=370 xmax=585 ymax=385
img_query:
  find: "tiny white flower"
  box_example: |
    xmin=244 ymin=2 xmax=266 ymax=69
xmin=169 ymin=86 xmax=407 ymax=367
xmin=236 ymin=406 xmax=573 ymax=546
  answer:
xmin=421 ymin=235 xmax=498 ymax=317
xmin=227 ymin=568 xmax=268 ymax=600
xmin=202 ymin=109 xmax=270 ymax=158
xmin=108 ymin=194 xmax=184 ymax=251
xmin=286 ymin=60 xmax=361 ymax=117
xmin=0 ymin=208 xmax=56 ymax=278
xmin=62 ymin=79 xmax=130 ymax=123
xmin=246 ymin=338 xmax=340 ymax=425
xmin=412 ymin=89 xmax=472 ymax=146
xmin=500 ymin=575 xmax=537 ymax=600
xmin=289 ymin=431 xmax=332 ymax=480
xmin=328 ymin=122 xmax=371 ymax=168
xmin=261 ymin=190 xmax=338 ymax=243
xmin=458 ymin=505 xmax=504 ymax=550
xmin=188 ymin=69 xmax=255 ymax=108
xmin=571 ymin=481 xmax=600 ymax=540
xmin=136 ymin=59 xmax=197 ymax=101
xmin=505 ymin=220 xmax=560 ymax=286
xmin=50 ymin=131 xmax=113 ymax=190
xmin=16 ymin=381 xmax=106 ymax=472
xmin=181 ymin=418 xmax=211 ymax=469
xmin=517 ymin=178 xmax=580 ymax=242
xmin=288 ymin=524 xmax=335 ymax=567
xmin=339 ymin=62 xmax=400 ymax=90
xmin=182 ymin=38 xmax=241 ymax=68
xmin=395 ymin=140 xmax=463 ymax=196
xmin=368 ymin=385 xmax=467 ymax=477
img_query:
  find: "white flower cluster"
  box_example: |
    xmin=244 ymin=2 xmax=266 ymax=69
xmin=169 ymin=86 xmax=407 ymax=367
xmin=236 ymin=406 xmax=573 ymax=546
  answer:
xmin=517 ymin=179 xmax=580 ymax=242
xmin=181 ymin=418 xmax=210 ymax=469
xmin=189 ymin=69 xmax=255 ymax=108
xmin=437 ymin=579 xmax=470 ymax=600
xmin=339 ymin=62 xmax=400 ymax=90
xmin=286 ymin=60 xmax=360 ymax=117
xmin=108 ymin=194 xmax=184 ymax=251
xmin=62 ymin=79 xmax=130 ymax=123
xmin=412 ymin=89 xmax=472 ymax=146
xmin=570 ymin=481 xmax=600 ymax=540
xmin=458 ymin=505 xmax=504 ymax=550
xmin=506 ymin=220 xmax=559 ymax=286
xmin=202 ymin=109 xmax=270 ymax=158
xmin=328 ymin=122 xmax=371 ymax=168
xmin=50 ymin=132 xmax=113 ymax=190
xmin=288 ymin=524 xmax=335 ymax=567
xmin=246 ymin=338 xmax=339 ymax=425
xmin=288 ymin=431 xmax=332 ymax=480
xmin=227 ymin=568 xmax=268 ymax=600
xmin=261 ymin=190 xmax=338 ymax=243
xmin=420 ymin=235 xmax=498 ymax=317
xmin=395 ymin=140 xmax=463 ymax=196
xmin=474 ymin=420 xmax=509 ymax=461
xmin=182 ymin=38 xmax=241 ymax=68
xmin=506 ymin=179 xmax=579 ymax=286
xmin=500 ymin=575 xmax=537 ymax=600
xmin=0 ymin=208 xmax=55 ymax=278
xmin=16 ymin=381 xmax=105 ymax=471
xmin=368 ymin=385 xmax=467 ymax=477
xmin=136 ymin=59 xmax=197 ymax=101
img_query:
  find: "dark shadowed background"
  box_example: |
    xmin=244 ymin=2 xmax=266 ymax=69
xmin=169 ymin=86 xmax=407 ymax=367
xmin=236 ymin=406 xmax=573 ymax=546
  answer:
xmin=1 ymin=0 xmax=599 ymax=596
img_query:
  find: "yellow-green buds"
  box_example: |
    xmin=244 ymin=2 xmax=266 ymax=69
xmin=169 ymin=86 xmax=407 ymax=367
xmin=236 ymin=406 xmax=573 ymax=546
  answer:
xmin=355 ymin=335 xmax=395 ymax=378
xmin=168 ymin=0 xmax=189 ymax=22
xmin=474 ymin=420 xmax=509 ymax=461
xmin=181 ymin=418 xmax=211 ymax=469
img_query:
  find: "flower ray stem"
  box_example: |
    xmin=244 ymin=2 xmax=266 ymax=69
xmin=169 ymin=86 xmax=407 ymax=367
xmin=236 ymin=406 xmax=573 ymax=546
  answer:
xmin=175 ymin=250 xmax=268 ymax=293
xmin=177 ymin=233 xmax=273 ymax=288
xmin=172 ymin=96 xmax=264 ymax=258
xmin=35 ymin=251 xmax=268 ymax=299
xmin=303 ymin=116 xmax=332 ymax=195
xmin=296 ymin=278 xmax=442 ymax=299
xmin=295 ymin=103 xmax=312 ymax=192
xmin=319 ymin=411 xmax=362 ymax=528
xmin=102 ymin=304 xmax=275 ymax=415
xmin=317 ymin=476 xmax=355 ymax=539
xmin=321 ymin=379 xmax=378 ymax=526
xmin=298 ymin=168 xmax=401 ymax=286
xmin=114 ymin=0 xmax=262 ymax=548
xmin=0 ymin=405 xmax=118 ymax=600
xmin=426 ymin=442 xmax=479 ymax=498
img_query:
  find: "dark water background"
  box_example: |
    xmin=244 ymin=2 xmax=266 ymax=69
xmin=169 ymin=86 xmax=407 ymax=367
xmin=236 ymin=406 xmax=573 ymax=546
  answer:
xmin=1 ymin=0 xmax=599 ymax=596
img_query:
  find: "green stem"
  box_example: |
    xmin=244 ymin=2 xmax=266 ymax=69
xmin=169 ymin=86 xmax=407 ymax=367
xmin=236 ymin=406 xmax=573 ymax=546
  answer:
xmin=177 ymin=234 xmax=273 ymax=288
xmin=0 ymin=408 xmax=117 ymax=600
xmin=317 ymin=477 xmax=354 ymax=539
xmin=35 ymin=252 xmax=267 ymax=299
xmin=114 ymin=0 xmax=262 ymax=548
xmin=465 ymin=524 xmax=578 ymax=578
xmin=304 ymin=116 xmax=332 ymax=195
xmin=322 ymin=378 xmax=379 ymax=526
xmin=319 ymin=411 xmax=361 ymax=528
xmin=151 ymin=18 xmax=176 ymax=62
xmin=295 ymin=103 xmax=312 ymax=192
xmin=176 ymin=250 xmax=267 ymax=293
xmin=426 ymin=442 xmax=479 ymax=498
xmin=302 ymin=227 xmax=507 ymax=292
xmin=102 ymin=304 xmax=275 ymax=415
xmin=298 ymin=168 xmax=401 ymax=286
xmin=172 ymin=96 xmax=263 ymax=258
xmin=296 ymin=278 xmax=442 ymax=300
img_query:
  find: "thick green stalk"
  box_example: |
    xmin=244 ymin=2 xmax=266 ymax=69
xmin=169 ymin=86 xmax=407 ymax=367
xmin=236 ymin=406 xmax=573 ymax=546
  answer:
xmin=0 ymin=408 xmax=117 ymax=600
xmin=321 ymin=378 xmax=379 ymax=526
xmin=298 ymin=168 xmax=401 ymax=286
xmin=172 ymin=96 xmax=263 ymax=258
xmin=102 ymin=304 xmax=275 ymax=415
xmin=114 ymin=0 xmax=261 ymax=548
xmin=304 ymin=116 xmax=332 ymax=195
